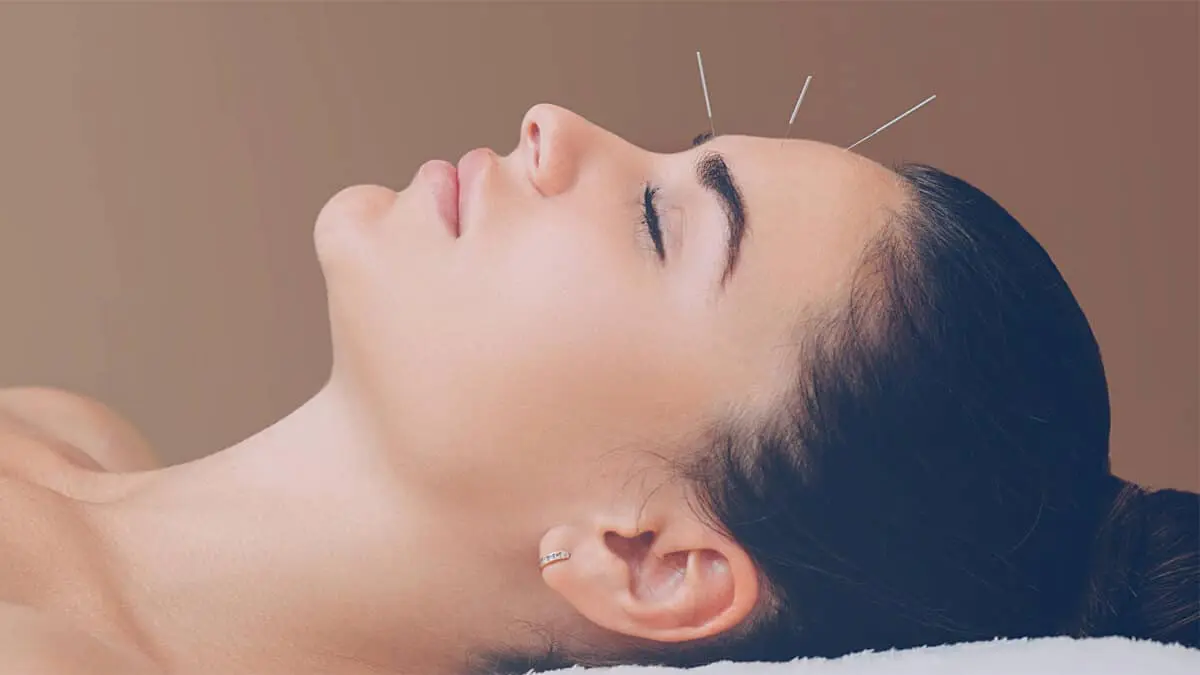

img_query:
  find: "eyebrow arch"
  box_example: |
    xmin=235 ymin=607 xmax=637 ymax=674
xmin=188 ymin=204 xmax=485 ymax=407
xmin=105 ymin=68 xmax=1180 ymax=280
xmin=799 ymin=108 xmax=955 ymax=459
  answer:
xmin=690 ymin=140 xmax=748 ymax=289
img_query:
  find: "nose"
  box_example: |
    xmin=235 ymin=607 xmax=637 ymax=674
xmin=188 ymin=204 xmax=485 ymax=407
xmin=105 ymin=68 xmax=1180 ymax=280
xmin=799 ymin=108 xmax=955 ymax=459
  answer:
xmin=519 ymin=103 xmax=590 ymax=197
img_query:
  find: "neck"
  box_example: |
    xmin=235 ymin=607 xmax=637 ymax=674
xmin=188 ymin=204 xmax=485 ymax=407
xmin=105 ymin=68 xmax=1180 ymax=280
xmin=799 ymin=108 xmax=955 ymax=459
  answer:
xmin=93 ymin=379 xmax=543 ymax=675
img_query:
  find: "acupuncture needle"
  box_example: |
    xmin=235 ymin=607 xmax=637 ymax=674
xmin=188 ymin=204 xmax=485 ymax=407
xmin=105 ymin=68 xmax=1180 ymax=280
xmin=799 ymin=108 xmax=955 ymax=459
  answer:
xmin=781 ymin=75 xmax=813 ymax=147
xmin=696 ymin=51 xmax=716 ymax=138
xmin=847 ymin=94 xmax=937 ymax=151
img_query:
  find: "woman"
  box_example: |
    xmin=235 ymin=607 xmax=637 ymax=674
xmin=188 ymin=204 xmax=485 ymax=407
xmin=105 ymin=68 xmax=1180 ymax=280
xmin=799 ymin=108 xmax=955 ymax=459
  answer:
xmin=0 ymin=103 xmax=1195 ymax=675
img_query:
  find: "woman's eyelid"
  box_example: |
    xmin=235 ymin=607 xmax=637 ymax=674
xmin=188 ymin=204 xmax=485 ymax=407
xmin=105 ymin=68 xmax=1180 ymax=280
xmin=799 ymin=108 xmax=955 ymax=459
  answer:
xmin=644 ymin=154 xmax=696 ymax=257
xmin=659 ymin=200 xmax=687 ymax=259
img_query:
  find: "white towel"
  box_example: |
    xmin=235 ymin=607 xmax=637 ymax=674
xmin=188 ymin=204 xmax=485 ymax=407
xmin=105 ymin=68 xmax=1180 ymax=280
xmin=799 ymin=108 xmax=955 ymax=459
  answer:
xmin=537 ymin=637 xmax=1200 ymax=675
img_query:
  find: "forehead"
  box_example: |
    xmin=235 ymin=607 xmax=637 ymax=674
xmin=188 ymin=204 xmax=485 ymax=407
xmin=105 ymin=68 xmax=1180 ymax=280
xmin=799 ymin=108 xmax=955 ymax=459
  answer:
xmin=684 ymin=135 xmax=908 ymax=406
xmin=705 ymin=135 xmax=906 ymax=225
xmin=691 ymin=134 xmax=907 ymax=294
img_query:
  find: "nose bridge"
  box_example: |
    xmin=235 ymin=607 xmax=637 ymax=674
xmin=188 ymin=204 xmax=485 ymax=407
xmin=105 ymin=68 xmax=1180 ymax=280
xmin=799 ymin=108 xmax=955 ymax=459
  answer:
xmin=519 ymin=103 xmax=610 ymax=196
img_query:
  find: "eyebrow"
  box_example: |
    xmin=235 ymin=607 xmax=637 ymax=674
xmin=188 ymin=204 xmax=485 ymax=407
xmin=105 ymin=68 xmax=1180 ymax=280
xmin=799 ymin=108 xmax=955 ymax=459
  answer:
xmin=691 ymin=134 xmax=748 ymax=288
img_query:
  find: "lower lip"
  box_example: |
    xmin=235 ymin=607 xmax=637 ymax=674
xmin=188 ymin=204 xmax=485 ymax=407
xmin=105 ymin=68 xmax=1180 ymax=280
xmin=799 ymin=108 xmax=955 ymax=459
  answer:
xmin=418 ymin=159 xmax=460 ymax=237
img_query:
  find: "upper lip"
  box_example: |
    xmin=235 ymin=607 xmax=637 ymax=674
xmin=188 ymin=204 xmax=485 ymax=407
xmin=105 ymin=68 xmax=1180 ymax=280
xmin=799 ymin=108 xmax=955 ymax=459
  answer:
xmin=456 ymin=148 xmax=493 ymax=234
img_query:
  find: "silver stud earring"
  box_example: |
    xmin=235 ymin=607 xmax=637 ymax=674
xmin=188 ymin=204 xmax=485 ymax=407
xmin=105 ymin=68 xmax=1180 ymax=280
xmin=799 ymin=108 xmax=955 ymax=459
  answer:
xmin=538 ymin=551 xmax=571 ymax=570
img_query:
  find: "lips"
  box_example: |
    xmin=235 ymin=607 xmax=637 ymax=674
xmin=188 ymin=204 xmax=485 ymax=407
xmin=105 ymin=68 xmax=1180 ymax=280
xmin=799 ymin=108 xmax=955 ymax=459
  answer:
xmin=417 ymin=148 xmax=492 ymax=239
xmin=418 ymin=159 xmax=460 ymax=237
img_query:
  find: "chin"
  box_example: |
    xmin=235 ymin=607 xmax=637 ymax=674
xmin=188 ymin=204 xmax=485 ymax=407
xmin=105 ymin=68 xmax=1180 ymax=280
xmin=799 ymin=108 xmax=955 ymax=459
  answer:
xmin=312 ymin=185 xmax=401 ymax=271
xmin=316 ymin=185 xmax=399 ymax=234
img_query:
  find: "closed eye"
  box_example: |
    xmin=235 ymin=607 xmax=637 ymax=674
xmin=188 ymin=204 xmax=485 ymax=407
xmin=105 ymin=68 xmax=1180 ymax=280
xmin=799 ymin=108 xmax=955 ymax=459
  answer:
xmin=636 ymin=131 xmax=713 ymax=266
xmin=641 ymin=184 xmax=666 ymax=262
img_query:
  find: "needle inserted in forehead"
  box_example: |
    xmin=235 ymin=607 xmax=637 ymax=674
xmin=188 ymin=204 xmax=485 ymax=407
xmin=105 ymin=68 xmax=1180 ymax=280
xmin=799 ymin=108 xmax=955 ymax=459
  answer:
xmin=846 ymin=94 xmax=937 ymax=151
xmin=696 ymin=51 xmax=716 ymax=138
xmin=781 ymin=75 xmax=813 ymax=147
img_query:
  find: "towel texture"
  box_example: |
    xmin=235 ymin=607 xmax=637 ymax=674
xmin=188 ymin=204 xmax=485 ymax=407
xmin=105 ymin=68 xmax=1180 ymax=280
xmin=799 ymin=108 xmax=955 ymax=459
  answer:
xmin=536 ymin=637 xmax=1199 ymax=674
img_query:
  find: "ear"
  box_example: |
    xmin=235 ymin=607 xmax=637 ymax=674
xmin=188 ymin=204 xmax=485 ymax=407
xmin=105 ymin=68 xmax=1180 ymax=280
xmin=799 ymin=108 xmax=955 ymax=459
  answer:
xmin=538 ymin=504 xmax=759 ymax=643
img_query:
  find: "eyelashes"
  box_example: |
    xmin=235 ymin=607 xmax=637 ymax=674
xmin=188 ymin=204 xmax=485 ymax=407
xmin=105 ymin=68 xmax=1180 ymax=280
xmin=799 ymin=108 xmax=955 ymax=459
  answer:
xmin=640 ymin=184 xmax=666 ymax=262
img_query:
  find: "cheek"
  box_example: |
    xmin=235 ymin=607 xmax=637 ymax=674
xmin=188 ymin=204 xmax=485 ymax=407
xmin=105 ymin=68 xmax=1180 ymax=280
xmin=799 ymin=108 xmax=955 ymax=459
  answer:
xmin=326 ymin=191 xmax=718 ymax=499
xmin=424 ymin=231 xmax=662 ymax=429
xmin=387 ymin=229 xmax=706 ymax=490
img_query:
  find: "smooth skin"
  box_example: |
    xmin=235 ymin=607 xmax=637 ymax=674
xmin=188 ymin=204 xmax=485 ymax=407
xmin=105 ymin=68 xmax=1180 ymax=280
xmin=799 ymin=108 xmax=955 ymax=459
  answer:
xmin=0 ymin=388 xmax=162 ymax=673
xmin=0 ymin=104 xmax=907 ymax=674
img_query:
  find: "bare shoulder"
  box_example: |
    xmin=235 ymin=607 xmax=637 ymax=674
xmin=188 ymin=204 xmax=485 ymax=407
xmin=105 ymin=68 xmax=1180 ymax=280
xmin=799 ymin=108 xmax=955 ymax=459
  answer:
xmin=0 ymin=386 xmax=160 ymax=473
xmin=0 ymin=601 xmax=162 ymax=674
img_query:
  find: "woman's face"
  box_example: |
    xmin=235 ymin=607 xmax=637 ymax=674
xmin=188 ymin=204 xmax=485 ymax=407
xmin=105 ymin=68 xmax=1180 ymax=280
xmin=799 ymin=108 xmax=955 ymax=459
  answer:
xmin=312 ymin=103 xmax=905 ymax=515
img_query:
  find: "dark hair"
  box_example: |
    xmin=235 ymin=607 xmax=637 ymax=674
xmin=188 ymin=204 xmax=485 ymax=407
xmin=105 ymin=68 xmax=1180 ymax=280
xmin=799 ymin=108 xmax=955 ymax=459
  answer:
xmin=473 ymin=164 xmax=1199 ymax=673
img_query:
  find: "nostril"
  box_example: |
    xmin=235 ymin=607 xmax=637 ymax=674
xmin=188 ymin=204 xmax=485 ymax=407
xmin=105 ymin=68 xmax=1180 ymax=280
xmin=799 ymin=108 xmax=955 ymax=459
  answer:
xmin=528 ymin=122 xmax=541 ymax=168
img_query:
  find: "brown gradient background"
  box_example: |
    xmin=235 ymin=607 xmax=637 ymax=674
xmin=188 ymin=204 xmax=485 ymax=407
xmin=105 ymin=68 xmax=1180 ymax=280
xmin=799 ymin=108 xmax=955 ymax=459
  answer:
xmin=0 ymin=2 xmax=1195 ymax=490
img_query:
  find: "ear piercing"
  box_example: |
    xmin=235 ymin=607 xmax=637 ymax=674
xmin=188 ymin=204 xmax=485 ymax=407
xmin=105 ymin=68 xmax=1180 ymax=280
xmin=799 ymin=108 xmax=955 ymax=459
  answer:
xmin=538 ymin=550 xmax=571 ymax=570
